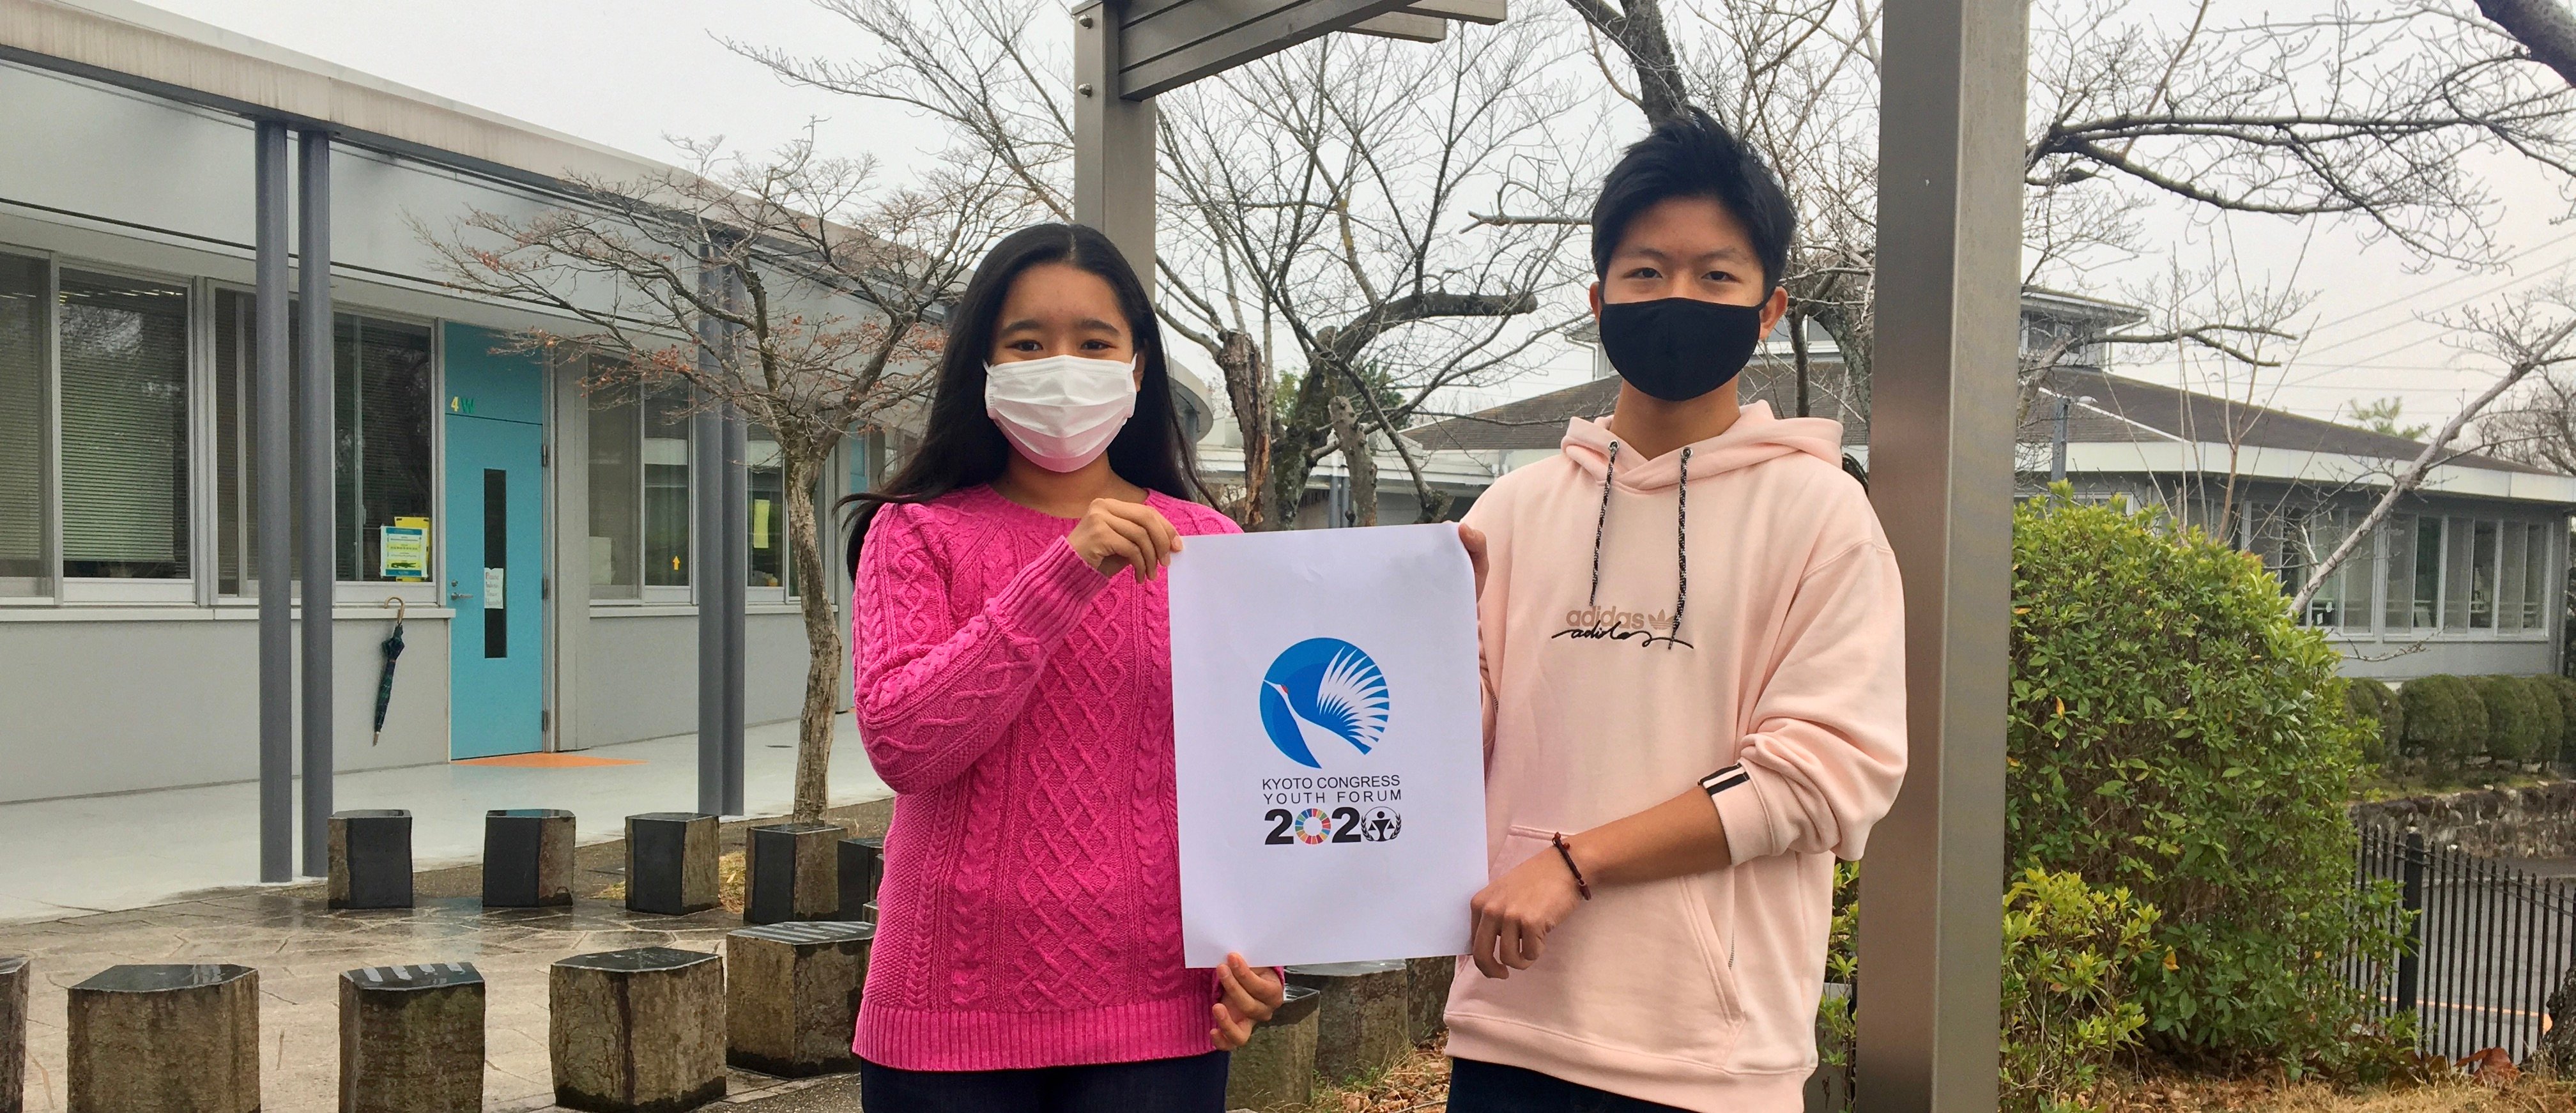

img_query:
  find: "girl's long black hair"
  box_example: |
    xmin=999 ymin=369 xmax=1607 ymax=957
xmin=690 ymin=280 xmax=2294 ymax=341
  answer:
xmin=842 ymin=222 xmax=1208 ymax=576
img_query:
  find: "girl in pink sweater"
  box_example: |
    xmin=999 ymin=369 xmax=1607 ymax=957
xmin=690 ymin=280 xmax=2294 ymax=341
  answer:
xmin=840 ymin=223 xmax=1284 ymax=1111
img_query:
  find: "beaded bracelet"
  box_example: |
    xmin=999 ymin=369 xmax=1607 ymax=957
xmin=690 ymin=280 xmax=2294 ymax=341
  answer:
xmin=1552 ymin=831 xmax=1593 ymax=901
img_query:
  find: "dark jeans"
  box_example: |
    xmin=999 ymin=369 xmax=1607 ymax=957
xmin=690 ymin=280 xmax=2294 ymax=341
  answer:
xmin=1446 ymin=1058 xmax=1693 ymax=1113
xmin=856 ymin=1051 xmax=1230 ymax=1113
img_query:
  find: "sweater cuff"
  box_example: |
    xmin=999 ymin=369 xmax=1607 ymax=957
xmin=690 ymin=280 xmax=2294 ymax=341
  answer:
xmin=1705 ymin=762 xmax=1785 ymax=865
xmin=990 ymin=539 xmax=1117 ymax=645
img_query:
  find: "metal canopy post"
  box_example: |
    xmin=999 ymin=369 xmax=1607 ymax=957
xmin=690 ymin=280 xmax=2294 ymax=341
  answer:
xmin=296 ymin=128 xmax=335 ymax=877
xmin=1857 ymin=0 xmax=2025 ymax=1107
xmin=254 ymin=119 xmax=293 ymax=884
xmin=1073 ymin=0 xmax=1160 ymax=280
xmin=722 ymin=400 xmax=749 ymax=816
xmin=694 ymin=303 xmax=726 ymax=817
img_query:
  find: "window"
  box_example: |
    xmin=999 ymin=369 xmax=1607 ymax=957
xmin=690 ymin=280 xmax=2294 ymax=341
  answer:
xmin=60 ymin=270 xmax=190 ymax=579
xmin=2470 ymin=520 xmax=2498 ymax=629
xmin=586 ymin=379 xmax=641 ymax=599
xmin=644 ymin=388 xmax=691 ymax=588
xmin=211 ymin=290 xmax=435 ymax=590
xmin=2527 ymin=523 xmax=2554 ymax=631
xmin=749 ymin=426 xmax=784 ymax=589
xmin=586 ymin=378 xmax=693 ymax=596
xmin=0 ymin=254 xmax=45 ymax=596
xmin=2501 ymin=524 xmax=2528 ymax=633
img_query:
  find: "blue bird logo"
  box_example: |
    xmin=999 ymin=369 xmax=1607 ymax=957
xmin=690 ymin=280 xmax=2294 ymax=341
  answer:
xmin=1258 ymin=638 xmax=1392 ymax=769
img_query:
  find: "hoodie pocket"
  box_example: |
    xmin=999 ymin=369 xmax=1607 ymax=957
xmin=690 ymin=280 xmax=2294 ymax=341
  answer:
xmin=1497 ymin=825 xmax=1742 ymax=1063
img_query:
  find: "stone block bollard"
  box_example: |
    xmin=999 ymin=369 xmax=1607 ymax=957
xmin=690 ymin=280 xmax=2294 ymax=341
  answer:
xmin=625 ymin=813 xmax=719 ymax=916
xmin=1224 ymin=983 xmax=1320 ymax=1111
xmin=340 ymin=963 xmax=484 ymax=1113
xmin=551 ymin=947 xmax=725 ymax=1112
xmin=1404 ymin=955 xmax=1454 ymax=1043
xmin=66 ymin=963 xmax=259 ymax=1113
xmin=745 ymin=822 xmax=841 ymax=925
xmin=1286 ymin=961 xmax=1411 ymax=1084
xmin=330 ymin=810 xmax=415 ymax=910
xmin=483 ymin=808 xmax=575 ymax=908
xmin=836 ymin=836 xmax=884 ymax=921
xmin=1 ymin=955 xmax=24 ymax=1113
xmin=725 ymin=921 xmax=873 ymax=1077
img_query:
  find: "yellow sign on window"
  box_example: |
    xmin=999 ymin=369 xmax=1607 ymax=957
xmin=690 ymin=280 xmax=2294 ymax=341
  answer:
xmin=753 ymin=499 xmax=773 ymax=549
xmin=381 ymin=516 xmax=430 ymax=580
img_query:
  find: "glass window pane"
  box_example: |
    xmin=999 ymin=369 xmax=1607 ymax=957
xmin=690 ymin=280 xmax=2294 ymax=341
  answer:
xmin=643 ymin=387 xmax=691 ymax=587
xmin=2385 ymin=514 xmax=2415 ymax=631
xmin=748 ymin=426 xmax=783 ymax=588
xmin=343 ymin=316 xmax=433 ymax=583
xmin=2501 ymin=523 xmax=2528 ymax=634
xmin=2342 ymin=516 xmax=2374 ymax=633
xmin=2416 ymin=516 xmax=2443 ymax=629
xmin=2443 ymin=518 xmax=2472 ymax=632
xmin=587 ymin=376 xmax=641 ymax=599
xmin=59 ymin=270 xmax=188 ymax=579
xmin=0 ymin=254 xmax=47 ymax=594
xmin=2531 ymin=524 xmax=2555 ymax=631
xmin=2471 ymin=520 xmax=2497 ymax=630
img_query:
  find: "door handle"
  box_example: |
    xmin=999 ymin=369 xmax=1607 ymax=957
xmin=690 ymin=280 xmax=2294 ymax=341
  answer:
xmin=449 ymin=580 xmax=472 ymax=603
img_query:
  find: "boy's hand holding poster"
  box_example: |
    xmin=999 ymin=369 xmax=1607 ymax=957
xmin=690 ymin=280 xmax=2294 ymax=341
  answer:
xmin=1167 ymin=523 xmax=1487 ymax=969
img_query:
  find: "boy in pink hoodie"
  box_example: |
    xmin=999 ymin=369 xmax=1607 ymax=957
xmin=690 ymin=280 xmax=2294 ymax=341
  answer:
xmin=1442 ymin=110 xmax=1908 ymax=1112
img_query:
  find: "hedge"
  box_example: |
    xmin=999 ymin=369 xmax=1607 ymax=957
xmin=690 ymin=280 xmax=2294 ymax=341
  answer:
xmin=2400 ymin=675 xmax=2485 ymax=766
xmin=2473 ymin=675 xmax=2545 ymax=764
xmin=2343 ymin=679 xmax=2401 ymax=765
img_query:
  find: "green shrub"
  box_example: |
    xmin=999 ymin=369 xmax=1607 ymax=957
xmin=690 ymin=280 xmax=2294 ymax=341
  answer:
xmin=2473 ymin=675 xmax=2543 ymax=764
xmin=2534 ymin=674 xmax=2576 ymax=765
xmin=2000 ymin=869 xmax=2159 ymax=1113
xmin=2400 ymin=675 xmax=2485 ymax=768
xmin=2524 ymin=677 xmax=2566 ymax=767
xmin=2342 ymin=679 xmax=2401 ymax=765
xmin=2009 ymin=490 xmax=2405 ymax=1073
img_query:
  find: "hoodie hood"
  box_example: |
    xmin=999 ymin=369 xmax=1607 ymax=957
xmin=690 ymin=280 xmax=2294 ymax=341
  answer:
xmin=1560 ymin=402 xmax=1844 ymax=489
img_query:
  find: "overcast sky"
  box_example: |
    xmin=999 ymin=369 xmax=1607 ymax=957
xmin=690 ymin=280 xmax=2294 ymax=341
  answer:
xmin=137 ymin=0 xmax=2576 ymax=430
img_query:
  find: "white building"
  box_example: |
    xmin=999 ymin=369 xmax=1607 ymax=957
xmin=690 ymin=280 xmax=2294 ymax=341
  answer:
xmin=0 ymin=1 xmax=1216 ymax=802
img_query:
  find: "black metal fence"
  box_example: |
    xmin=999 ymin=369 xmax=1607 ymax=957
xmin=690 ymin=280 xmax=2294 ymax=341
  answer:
xmin=2346 ymin=826 xmax=2576 ymax=1060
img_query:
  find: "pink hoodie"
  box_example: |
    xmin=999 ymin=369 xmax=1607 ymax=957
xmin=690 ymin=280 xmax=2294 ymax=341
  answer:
xmin=1443 ymin=403 xmax=1907 ymax=1112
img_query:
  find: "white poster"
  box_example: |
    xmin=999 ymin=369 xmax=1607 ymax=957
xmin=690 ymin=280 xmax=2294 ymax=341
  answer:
xmin=1168 ymin=523 xmax=1487 ymax=969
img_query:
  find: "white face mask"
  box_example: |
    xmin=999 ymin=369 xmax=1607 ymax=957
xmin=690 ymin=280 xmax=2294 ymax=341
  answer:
xmin=983 ymin=354 xmax=1139 ymax=472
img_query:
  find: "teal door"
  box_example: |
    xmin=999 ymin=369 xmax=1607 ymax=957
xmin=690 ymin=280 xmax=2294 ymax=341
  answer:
xmin=443 ymin=325 xmax=546 ymax=759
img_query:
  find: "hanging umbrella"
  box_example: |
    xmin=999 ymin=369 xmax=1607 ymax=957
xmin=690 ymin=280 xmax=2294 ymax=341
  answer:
xmin=372 ymin=598 xmax=407 ymax=746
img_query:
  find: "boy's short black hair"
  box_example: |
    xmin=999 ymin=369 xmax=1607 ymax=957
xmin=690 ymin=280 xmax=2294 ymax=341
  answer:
xmin=1590 ymin=108 xmax=1795 ymax=297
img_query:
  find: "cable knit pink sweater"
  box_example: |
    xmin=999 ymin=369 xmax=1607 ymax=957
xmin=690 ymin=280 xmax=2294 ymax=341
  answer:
xmin=849 ymin=484 xmax=1241 ymax=1071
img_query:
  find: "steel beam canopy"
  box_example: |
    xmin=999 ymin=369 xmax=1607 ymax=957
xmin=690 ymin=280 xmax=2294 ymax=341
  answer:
xmin=1857 ymin=0 xmax=2027 ymax=1108
xmin=1111 ymin=0 xmax=1420 ymax=100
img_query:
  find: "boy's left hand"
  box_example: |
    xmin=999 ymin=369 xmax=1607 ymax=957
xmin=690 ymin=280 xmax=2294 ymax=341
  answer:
xmin=1468 ymin=848 xmax=1585 ymax=979
xmin=1209 ymin=953 xmax=1284 ymax=1050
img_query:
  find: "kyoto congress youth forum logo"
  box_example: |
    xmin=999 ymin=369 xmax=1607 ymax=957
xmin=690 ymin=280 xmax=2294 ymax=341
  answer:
xmin=1257 ymin=638 xmax=1392 ymax=769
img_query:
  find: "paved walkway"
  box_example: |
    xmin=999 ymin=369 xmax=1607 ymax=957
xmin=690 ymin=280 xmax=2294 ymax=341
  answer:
xmin=0 ymin=716 xmax=891 ymax=923
xmin=0 ymin=717 xmax=896 ymax=1112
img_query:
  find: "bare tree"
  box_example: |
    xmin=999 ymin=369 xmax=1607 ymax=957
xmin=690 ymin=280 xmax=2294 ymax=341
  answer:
xmin=2294 ymin=286 xmax=2576 ymax=614
xmin=732 ymin=1 xmax=1589 ymax=528
xmin=419 ymin=137 xmax=1024 ymax=821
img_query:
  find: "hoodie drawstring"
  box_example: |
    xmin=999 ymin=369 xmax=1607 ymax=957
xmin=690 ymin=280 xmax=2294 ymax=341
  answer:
xmin=1584 ymin=440 xmax=1692 ymax=648
xmin=1587 ymin=442 xmax=1618 ymax=608
xmin=1672 ymin=447 xmax=1690 ymax=645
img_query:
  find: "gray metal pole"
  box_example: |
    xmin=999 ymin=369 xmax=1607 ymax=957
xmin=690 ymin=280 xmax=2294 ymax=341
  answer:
xmin=296 ymin=129 xmax=335 ymax=877
xmin=1857 ymin=0 xmax=2024 ymax=1106
xmin=2049 ymin=395 xmax=2071 ymax=484
xmin=723 ymin=401 xmax=749 ymax=817
xmin=695 ymin=392 xmax=724 ymax=815
xmin=1073 ymin=0 xmax=1157 ymax=280
xmin=254 ymin=120 xmax=293 ymax=884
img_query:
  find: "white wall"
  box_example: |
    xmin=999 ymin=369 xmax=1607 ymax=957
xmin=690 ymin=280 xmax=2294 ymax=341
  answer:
xmin=0 ymin=612 xmax=450 ymax=802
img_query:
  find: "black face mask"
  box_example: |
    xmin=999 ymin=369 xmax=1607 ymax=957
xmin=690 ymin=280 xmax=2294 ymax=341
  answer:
xmin=1598 ymin=296 xmax=1765 ymax=402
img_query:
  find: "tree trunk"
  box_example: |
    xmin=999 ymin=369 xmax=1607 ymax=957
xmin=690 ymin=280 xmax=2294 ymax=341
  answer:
xmin=1217 ymin=329 xmax=1274 ymax=529
xmin=2479 ymin=0 xmax=2576 ymax=89
xmin=779 ymin=452 xmax=842 ymax=824
xmin=1327 ymin=394 xmax=1378 ymax=526
xmin=1790 ymin=311 xmax=1811 ymax=417
xmin=1268 ymin=367 xmax=1338 ymax=526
